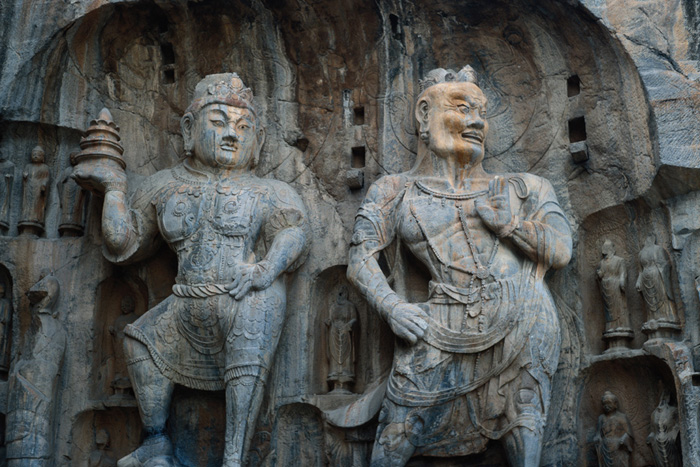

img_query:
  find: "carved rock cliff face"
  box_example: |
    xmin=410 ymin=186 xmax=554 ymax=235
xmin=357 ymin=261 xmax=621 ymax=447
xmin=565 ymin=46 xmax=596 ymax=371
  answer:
xmin=0 ymin=0 xmax=699 ymax=466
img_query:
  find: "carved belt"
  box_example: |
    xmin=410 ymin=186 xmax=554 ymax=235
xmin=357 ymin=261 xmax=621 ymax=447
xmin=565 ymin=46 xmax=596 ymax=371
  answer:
xmin=172 ymin=283 xmax=229 ymax=298
xmin=423 ymin=280 xmax=519 ymax=354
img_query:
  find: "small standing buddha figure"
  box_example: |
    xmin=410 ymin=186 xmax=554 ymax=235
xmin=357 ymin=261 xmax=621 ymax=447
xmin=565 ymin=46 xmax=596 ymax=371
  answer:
xmin=18 ymin=145 xmax=50 ymax=237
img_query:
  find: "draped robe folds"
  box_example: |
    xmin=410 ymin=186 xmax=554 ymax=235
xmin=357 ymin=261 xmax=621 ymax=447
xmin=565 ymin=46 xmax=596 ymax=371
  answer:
xmin=350 ymin=172 xmax=572 ymax=456
xmin=598 ymin=255 xmax=629 ymax=331
xmin=105 ymin=162 xmax=308 ymax=390
xmin=20 ymin=162 xmax=49 ymax=227
xmin=637 ymin=243 xmax=677 ymax=324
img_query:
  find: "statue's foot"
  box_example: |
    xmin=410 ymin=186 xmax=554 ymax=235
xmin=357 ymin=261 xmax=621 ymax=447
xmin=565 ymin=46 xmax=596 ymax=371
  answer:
xmin=117 ymin=433 xmax=174 ymax=467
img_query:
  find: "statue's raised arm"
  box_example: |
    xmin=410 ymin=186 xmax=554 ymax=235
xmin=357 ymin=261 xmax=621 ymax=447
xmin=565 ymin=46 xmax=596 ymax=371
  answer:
xmin=348 ymin=66 xmax=571 ymax=467
xmin=74 ymin=73 xmax=309 ymax=467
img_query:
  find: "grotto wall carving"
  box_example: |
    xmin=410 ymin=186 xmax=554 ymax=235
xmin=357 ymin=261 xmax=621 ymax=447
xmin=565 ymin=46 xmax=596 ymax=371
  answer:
xmin=1 ymin=0 xmax=700 ymax=466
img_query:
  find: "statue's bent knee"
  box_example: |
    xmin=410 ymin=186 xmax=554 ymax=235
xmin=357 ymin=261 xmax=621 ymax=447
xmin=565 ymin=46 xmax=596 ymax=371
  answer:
xmin=123 ymin=335 xmax=149 ymax=364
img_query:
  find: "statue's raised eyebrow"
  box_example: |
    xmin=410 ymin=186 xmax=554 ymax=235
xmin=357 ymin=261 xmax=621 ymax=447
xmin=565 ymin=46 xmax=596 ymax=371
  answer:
xmin=446 ymin=88 xmax=487 ymax=107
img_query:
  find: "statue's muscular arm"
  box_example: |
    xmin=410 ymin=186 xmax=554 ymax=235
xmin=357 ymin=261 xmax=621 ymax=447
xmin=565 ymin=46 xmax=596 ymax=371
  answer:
xmin=347 ymin=176 xmax=428 ymax=344
xmin=227 ymin=181 xmax=309 ymax=299
xmin=100 ymin=178 xmax=162 ymax=264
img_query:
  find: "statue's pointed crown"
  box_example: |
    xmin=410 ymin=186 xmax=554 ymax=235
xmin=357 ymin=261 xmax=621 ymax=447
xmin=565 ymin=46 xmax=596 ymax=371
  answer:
xmin=419 ymin=65 xmax=479 ymax=94
xmin=186 ymin=73 xmax=257 ymax=116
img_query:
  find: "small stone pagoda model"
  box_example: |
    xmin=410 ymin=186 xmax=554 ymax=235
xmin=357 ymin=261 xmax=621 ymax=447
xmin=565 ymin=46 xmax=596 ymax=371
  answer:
xmin=597 ymin=239 xmax=633 ymax=351
xmin=18 ymin=145 xmax=50 ymax=236
xmin=347 ymin=66 xmax=572 ymax=466
xmin=636 ymin=235 xmax=681 ymax=341
xmin=73 ymin=73 xmax=309 ymax=466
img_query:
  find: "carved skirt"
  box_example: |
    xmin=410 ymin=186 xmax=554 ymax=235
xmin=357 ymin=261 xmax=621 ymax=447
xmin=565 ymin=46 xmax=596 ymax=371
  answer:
xmin=124 ymin=280 xmax=286 ymax=391
xmin=385 ymin=271 xmax=560 ymax=456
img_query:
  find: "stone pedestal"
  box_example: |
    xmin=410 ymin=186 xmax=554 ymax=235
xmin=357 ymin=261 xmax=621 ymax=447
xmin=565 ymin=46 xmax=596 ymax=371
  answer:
xmin=603 ymin=328 xmax=634 ymax=353
xmin=642 ymin=319 xmax=682 ymax=342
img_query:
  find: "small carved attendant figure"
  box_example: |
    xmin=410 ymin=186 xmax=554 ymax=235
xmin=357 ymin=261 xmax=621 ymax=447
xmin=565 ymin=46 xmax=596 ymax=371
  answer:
xmin=18 ymin=145 xmax=50 ymax=236
xmin=348 ymin=66 xmax=572 ymax=466
xmin=58 ymin=151 xmax=88 ymax=237
xmin=108 ymin=295 xmax=137 ymax=396
xmin=597 ymin=240 xmax=632 ymax=351
xmin=647 ymin=390 xmax=681 ymax=467
xmin=6 ymin=273 xmax=66 ymax=466
xmin=325 ymin=285 xmax=358 ymax=393
xmin=636 ymin=235 xmax=681 ymax=339
xmin=0 ymin=280 xmax=12 ymax=372
xmin=90 ymin=429 xmax=117 ymax=467
xmin=74 ymin=73 xmax=309 ymax=467
xmin=594 ymin=391 xmax=633 ymax=467
xmin=0 ymin=153 xmax=15 ymax=232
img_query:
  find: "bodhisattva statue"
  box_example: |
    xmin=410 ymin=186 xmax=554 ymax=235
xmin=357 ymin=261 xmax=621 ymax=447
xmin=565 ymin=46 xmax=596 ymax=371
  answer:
xmin=18 ymin=145 xmax=50 ymax=236
xmin=325 ymin=285 xmax=358 ymax=394
xmin=594 ymin=391 xmax=633 ymax=467
xmin=6 ymin=273 xmax=66 ymax=466
xmin=636 ymin=235 xmax=681 ymax=339
xmin=58 ymin=151 xmax=88 ymax=237
xmin=347 ymin=66 xmax=572 ymax=466
xmin=0 ymin=153 xmax=15 ymax=232
xmin=73 ymin=73 xmax=309 ymax=467
xmin=647 ymin=389 xmax=681 ymax=467
xmin=597 ymin=240 xmax=632 ymax=351
xmin=108 ymin=295 xmax=137 ymax=396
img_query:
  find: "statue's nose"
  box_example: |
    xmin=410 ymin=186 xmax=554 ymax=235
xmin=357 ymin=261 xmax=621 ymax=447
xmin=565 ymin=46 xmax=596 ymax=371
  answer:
xmin=223 ymin=126 xmax=239 ymax=142
xmin=467 ymin=114 xmax=485 ymax=130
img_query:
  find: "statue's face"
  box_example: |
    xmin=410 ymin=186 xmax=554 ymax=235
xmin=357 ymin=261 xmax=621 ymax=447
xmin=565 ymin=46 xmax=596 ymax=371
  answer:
xmin=602 ymin=395 xmax=617 ymax=413
xmin=190 ymin=104 xmax=258 ymax=170
xmin=31 ymin=148 xmax=45 ymax=163
xmin=602 ymin=240 xmax=614 ymax=257
xmin=423 ymin=82 xmax=488 ymax=163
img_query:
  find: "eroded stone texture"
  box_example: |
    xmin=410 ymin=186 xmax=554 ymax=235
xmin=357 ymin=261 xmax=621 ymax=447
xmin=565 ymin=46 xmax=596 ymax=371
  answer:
xmin=0 ymin=0 xmax=699 ymax=466
xmin=347 ymin=66 xmax=572 ymax=465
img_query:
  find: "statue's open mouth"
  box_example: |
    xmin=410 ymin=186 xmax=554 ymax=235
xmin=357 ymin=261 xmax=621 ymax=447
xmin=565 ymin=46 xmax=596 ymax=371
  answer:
xmin=220 ymin=144 xmax=238 ymax=152
xmin=461 ymin=132 xmax=483 ymax=143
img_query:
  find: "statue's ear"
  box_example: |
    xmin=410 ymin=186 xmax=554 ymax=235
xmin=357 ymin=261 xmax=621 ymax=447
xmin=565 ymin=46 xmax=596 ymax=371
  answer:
xmin=181 ymin=112 xmax=195 ymax=153
xmin=415 ymin=98 xmax=430 ymax=134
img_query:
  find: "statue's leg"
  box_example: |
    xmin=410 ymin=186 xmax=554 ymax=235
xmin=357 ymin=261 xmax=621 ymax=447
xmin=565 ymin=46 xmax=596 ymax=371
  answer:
xmin=369 ymin=400 xmax=416 ymax=467
xmin=117 ymin=336 xmax=175 ymax=467
xmin=502 ymin=371 xmax=547 ymax=467
xmin=223 ymin=367 xmax=266 ymax=467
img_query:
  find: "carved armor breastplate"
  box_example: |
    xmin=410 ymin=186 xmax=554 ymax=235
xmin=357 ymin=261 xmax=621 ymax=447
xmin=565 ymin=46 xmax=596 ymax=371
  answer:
xmin=156 ymin=182 xmax=264 ymax=285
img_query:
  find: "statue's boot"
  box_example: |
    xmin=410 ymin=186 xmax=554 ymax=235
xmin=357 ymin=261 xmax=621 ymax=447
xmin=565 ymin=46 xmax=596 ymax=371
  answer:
xmin=223 ymin=373 xmax=266 ymax=467
xmin=117 ymin=433 xmax=175 ymax=467
xmin=121 ymin=338 xmax=176 ymax=467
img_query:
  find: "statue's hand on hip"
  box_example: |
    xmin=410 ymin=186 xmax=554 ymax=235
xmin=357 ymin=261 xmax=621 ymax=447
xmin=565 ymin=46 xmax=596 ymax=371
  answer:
xmin=474 ymin=176 xmax=514 ymax=237
xmin=387 ymin=303 xmax=428 ymax=345
xmin=227 ymin=260 xmax=276 ymax=300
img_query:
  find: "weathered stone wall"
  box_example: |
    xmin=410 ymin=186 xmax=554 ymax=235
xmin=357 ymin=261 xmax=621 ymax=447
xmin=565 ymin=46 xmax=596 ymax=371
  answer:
xmin=0 ymin=1 xmax=698 ymax=465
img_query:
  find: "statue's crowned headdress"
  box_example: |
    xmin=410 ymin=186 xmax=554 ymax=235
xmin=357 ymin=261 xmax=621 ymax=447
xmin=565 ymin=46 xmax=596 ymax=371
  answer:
xmin=419 ymin=65 xmax=479 ymax=94
xmin=186 ymin=73 xmax=257 ymax=117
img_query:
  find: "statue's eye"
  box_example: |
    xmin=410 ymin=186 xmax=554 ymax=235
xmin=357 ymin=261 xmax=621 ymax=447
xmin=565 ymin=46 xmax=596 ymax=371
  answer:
xmin=211 ymin=120 xmax=225 ymax=128
xmin=458 ymin=104 xmax=470 ymax=114
xmin=238 ymin=123 xmax=250 ymax=131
